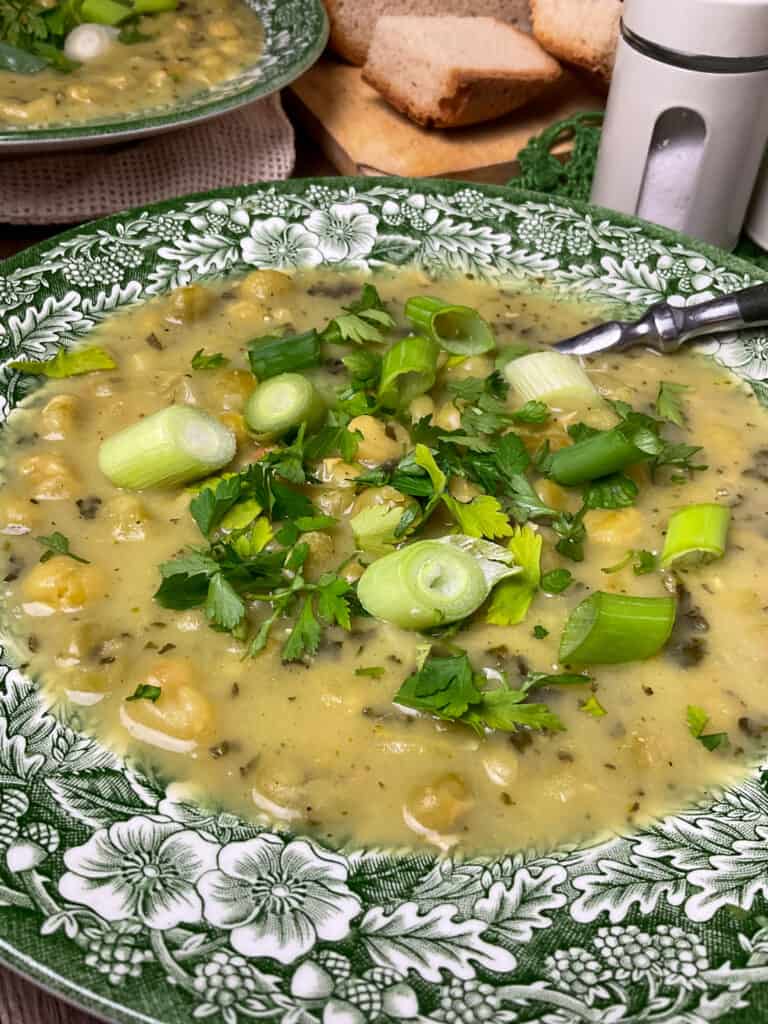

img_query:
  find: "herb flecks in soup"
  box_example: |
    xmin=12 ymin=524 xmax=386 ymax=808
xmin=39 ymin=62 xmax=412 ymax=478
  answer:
xmin=2 ymin=268 xmax=766 ymax=853
xmin=0 ymin=0 xmax=263 ymax=128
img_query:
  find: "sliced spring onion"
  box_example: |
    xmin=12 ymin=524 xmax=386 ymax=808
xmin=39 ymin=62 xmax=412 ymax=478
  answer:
xmin=405 ymin=296 xmax=495 ymax=355
xmin=357 ymin=539 xmax=487 ymax=630
xmin=64 ymin=23 xmax=119 ymax=61
xmin=247 ymin=330 xmax=321 ymax=380
xmin=244 ymin=373 xmax=325 ymax=438
xmin=98 ymin=405 xmax=236 ymax=490
xmin=661 ymin=503 xmax=730 ymax=569
xmin=549 ymin=428 xmax=646 ymax=486
xmin=559 ymin=591 xmax=677 ymax=665
xmin=0 ymin=42 xmax=49 ymax=74
xmin=504 ymin=351 xmax=597 ymax=407
xmin=357 ymin=535 xmax=518 ymax=630
xmin=133 ymin=0 xmax=178 ymax=10
xmin=80 ymin=0 xmax=133 ymax=24
xmin=379 ymin=335 xmax=439 ymax=409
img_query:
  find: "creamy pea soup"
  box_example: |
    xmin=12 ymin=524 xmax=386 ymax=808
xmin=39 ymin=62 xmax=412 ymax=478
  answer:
xmin=0 ymin=0 xmax=262 ymax=128
xmin=2 ymin=268 xmax=766 ymax=854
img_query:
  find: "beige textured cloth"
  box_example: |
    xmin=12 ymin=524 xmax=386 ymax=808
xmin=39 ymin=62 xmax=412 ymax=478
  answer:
xmin=0 ymin=93 xmax=295 ymax=225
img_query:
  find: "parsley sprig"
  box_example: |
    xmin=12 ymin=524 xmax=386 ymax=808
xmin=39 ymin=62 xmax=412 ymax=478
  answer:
xmin=393 ymin=651 xmax=590 ymax=735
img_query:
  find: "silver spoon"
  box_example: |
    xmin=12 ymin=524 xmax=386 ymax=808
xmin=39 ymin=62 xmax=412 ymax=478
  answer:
xmin=553 ymin=282 xmax=768 ymax=356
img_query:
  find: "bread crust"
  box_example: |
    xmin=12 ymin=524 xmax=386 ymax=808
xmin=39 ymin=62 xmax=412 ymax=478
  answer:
xmin=325 ymin=0 xmax=370 ymax=65
xmin=530 ymin=0 xmax=620 ymax=81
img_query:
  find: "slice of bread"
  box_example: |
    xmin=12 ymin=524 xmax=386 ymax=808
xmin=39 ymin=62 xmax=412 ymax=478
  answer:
xmin=325 ymin=0 xmax=531 ymax=66
xmin=362 ymin=16 xmax=561 ymax=129
xmin=531 ymin=0 xmax=621 ymax=81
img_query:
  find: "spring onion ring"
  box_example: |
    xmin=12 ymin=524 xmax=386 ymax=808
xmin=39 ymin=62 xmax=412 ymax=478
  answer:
xmin=379 ymin=335 xmax=439 ymax=409
xmin=244 ymin=373 xmax=325 ymax=438
xmin=559 ymin=591 xmax=677 ymax=665
xmin=661 ymin=503 xmax=731 ymax=569
xmin=405 ymin=296 xmax=495 ymax=356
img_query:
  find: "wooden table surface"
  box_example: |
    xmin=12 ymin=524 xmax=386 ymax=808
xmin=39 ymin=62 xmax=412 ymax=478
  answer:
xmin=0 ymin=127 xmax=338 ymax=1024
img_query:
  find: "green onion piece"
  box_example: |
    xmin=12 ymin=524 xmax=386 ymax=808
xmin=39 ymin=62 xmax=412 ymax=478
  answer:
xmin=81 ymin=0 xmax=133 ymax=23
xmin=504 ymin=351 xmax=597 ymax=407
xmin=133 ymin=0 xmax=178 ymax=11
xmin=0 ymin=42 xmax=49 ymax=73
xmin=661 ymin=503 xmax=730 ymax=569
xmin=549 ymin=428 xmax=646 ymax=486
xmin=560 ymin=591 xmax=677 ymax=665
xmin=379 ymin=335 xmax=439 ymax=409
xmin=405 ymin=296 xmax=495 ymax=355
xmin=357 ymin=538 xmax=492 ymax=630
xmin=247 ymin=330 xmax=321 ymax=380
xmin=244 ymin=373 xmax=324 ymax=438
xmin=98 ymin=405 xmax=236 ymax=490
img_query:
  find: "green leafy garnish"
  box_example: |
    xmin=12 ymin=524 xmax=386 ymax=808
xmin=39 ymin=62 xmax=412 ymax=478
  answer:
xmin=486 ymin=525 xmax=541 ymax=626
xmin=206 ymin=573 xmax=246 ymax=631
xmin=687 ymin=704 xmax=728 ymax=751
xmin=656 ymin=382 xmax=690 ymax=428
xmin=282 ymin=596 xmax=323 ymax=661
xmin=355 ymin=666 xmax=385 ymax=679
xmin=191 ymin=349 xmax=229 ymax=370
xmin=583 ymin=473 xmax=638 ymax=510
xmin=393 ymin=652 xmax=567 ymax=735
xmin=126 ymin=684 xmax=162 ymax=703
xmin=541 ymin=568 xmax=573 ymax=593
xmin=443 ymin=494 xmax=513 ymax=540
xmin=191 ymin=474 xmax=246 ymax=536
xmin=11 ymin=346 xmax=116 ymax=378
xmin=36 ymin=532 xmax=89 ymax=564
xmin=320 ymin=284 xmax=395 ymax=345
xmin=580 ymin=694 xmax=607 ymax=718
xmin=602 ymin=549 xmax=656 ymax=575
xmin=533 ymin=625 xmax=548 ymax=639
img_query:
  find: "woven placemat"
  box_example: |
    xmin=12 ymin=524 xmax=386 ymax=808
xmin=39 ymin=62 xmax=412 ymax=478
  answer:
xmin=0 ymin=93 xmax=295 ymax=226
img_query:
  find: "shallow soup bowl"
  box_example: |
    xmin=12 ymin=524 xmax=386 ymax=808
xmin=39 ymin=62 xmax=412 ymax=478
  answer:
xmin=0 ymin=0 xmax=328 ymax=154
xmin=1 ymin=178 xmax=768 ymax=1023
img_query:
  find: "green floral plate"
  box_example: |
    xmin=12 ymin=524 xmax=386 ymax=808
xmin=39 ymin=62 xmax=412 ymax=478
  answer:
xmin=1 ymin=178 xmax=768 ymax=1024
xmin=0 ymin=0 xmax=328 ymax=153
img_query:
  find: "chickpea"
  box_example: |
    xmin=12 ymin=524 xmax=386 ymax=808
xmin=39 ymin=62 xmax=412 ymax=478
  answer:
xmin=105 ymin=494 xmax=149 ymax=542
xmin=173 ymin=14 xmax=195 ymax=30
xmin=405 ymin=774 xmax=474 ymax=835
xmin=583 ymin=507 xmax=644 ymax=545
xmin=218 ymin=412 xmax=248 ymax=445
xmin=122 ymin=659 xmax=214 ymax=744
xmin=208 ymin=16 xmax=238 ymax=37
xmin=41 ymin=394 xmax=79 ymax=440
xmin=66 ymin=83 xmax=99 ymax=104
xmin=482 ymin=751 xmax=519 ymax=788
xmin=0 ymin=496 xmax=38 ymax=535
xmin=213 ymin=369 xmax=256 ymax=412
xmin=147 ymin=69 xmax=171 ymax=90
xmin=350 ymin=485 xmax=410 ymax=517
xmin=166 ymin=284 xmax=214 ymax=323
xmin=408 ymin=395 xmax=434 ymax=423
xmin=535 ymin=478 xmax=573 ymax=512
xmin=17 ymin=453 xmax=77 ymax=500
xmin=448 ymin=477 xmax=480 ymax=502
xmin=22 ymin=557 xmax=104 ymax=614
xmin=251 ymin=753 xmax=307 ymax=822
xmin=433 ymin=401 xmax=461 ymax=432
xmin=315 ymin=458 xmax=360 ymax=486
xmin=217 ymin=39 xmax=246 ymax=57
xmin=303 ymin=530 xmax=335 ymax=565
xmin=348 ymin=416 xmax=404 ymax=466
xmin=226 ymin=299 xmax=266 ymax=326
xmin=443 ymin=354 xmax=493 ymax=381
xmin=238 ymin=270 xmax=293 ymax=303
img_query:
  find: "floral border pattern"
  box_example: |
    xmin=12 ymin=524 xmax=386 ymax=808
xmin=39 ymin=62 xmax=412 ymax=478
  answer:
xmin=0 ymin=0 xmax=328 ymax=147
xmin=1 ymin=179 xmax=768 ymax=1024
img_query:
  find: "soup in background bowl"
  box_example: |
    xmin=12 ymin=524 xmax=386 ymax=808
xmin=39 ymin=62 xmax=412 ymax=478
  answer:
xmin=2 ymin=266 xmax=766 ymax=854
xmin=0 ymin=0 xmax=264 ymax=128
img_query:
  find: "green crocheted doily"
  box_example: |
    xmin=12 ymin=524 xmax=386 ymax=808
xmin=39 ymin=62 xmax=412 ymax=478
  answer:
xmin=507 ymin=111 xmax=768 ymax=270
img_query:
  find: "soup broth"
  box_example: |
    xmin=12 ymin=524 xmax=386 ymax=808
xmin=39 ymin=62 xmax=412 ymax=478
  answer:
xmin=2 ymin=268 xmax=766 ymax=853
xmin=0 ymin=0 xmax=263 ymax=128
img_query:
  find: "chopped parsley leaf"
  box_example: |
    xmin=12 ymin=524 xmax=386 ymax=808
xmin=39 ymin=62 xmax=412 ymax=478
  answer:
xmin=36 ymin=532 xmax=89 ymax=564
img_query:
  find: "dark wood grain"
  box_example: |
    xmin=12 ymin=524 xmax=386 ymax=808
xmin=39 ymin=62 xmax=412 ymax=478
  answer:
xmin=0 ymin=968 xmax=101 ymax=1024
